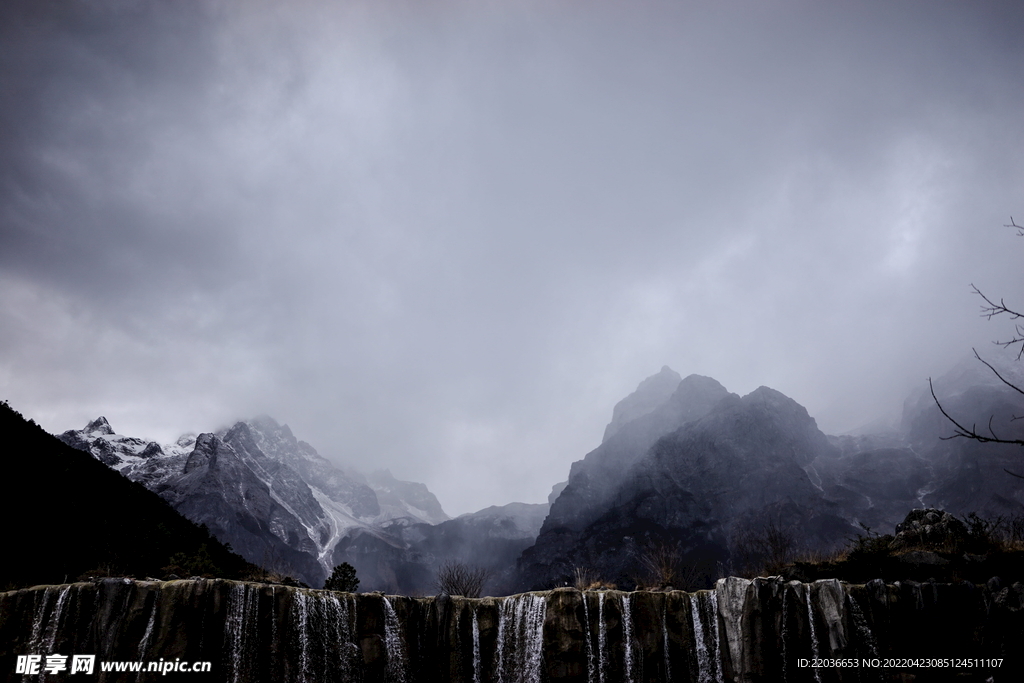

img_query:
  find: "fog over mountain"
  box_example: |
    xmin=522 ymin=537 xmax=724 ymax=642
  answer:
xmin=51 ymin=358 xmax=1024 ymax=592
xmin=2 ymin=0 xmax=1024 ymax=515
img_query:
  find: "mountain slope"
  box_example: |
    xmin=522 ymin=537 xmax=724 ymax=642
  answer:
xmin=57 ymin=414 xmax=451 ymax=588
xmin=332 ymin=500 xmax=550 ymax=595
xmin=0 ymin=400 xmax=250 ymax=590
xmin=518 ymin=384 xmax=852 ymax=589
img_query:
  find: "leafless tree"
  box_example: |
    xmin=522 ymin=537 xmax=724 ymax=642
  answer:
xmin=930 ymin=217 xmax=1024 ymax=475
xmin=435 ymin=560 xmax=489 ymax=598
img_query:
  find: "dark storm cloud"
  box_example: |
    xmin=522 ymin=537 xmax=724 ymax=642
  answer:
xmin=2 ymin=0 xmax=1024 ymax=513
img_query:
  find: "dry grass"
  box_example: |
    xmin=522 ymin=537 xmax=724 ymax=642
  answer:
xmin=572 ymin=567 xmax=616 ymax=590
xmin=791 ymin=545 xmax=849 ymax=566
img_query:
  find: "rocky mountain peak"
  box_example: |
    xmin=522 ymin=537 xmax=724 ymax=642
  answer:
xmin=668 ymin=374 xmax=732 ymax=416
xmin=85 ymin=416 xmax=114 ymax=435
xmin=183 ymin=433 xmax=220 ymax=474
xmin=223 ymin=421 xmax=257 ymax=450
xmin=603 ymin=366 xmax=682 ymax=442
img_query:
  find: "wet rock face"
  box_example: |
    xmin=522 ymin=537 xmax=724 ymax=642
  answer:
xmin=3 ymin=578 xmax=1023 ymax=683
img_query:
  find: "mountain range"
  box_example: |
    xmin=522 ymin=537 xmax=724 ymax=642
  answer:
xmin=519 ymin=362 xmax=1024 ymax=589
xmin=51 ymin=357 xmax=1024 ymax=594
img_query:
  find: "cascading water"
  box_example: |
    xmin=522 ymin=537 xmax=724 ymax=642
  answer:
xmin=471 ymin=604 xmax=482 ymax=683
xmin=26 ymin=586 xmax=58 ymax=656
xmin=382 ymin=596 xmax=408 ymax=683
xmin=137 ymin=592 xmax=158 ymax=661
xmin=596 ymin=592 xmax=607 ymax=683
xmin=781 ymin=585 xmax=789 ymax=682
xmin=847 ymin=594 xmax=878 ymax=659
xmin=269 ymin=586 xmax=277 ymax=654
xmin=582 ymin=593 xmax=595 ymax=683
xmin=29 ymin=585 xmax=71 ymax=657
xmin=689 ymin=593 xmax=711 ymax=683
xmin=5 ymin=578 xmax=1020 ymax=683
xmin=313 ymin=591 xmax=355 ymax=682
xmin=690 ymin=591 xmax=723 ymax=683
xmin=292 ymin=590 xmax=311 ymax=683
xmin=23 ymin=585 xmax=73 ymax=683
xmin=804 ymin=585 xmax=823 ymax=683
xmin=708 ymin=592 xmax=724 ymax=683
xmin=661 ymin=601 xmax=671 ymax=683
xmin=494 ymin=593 xmax=546 ymax=683
xmin=228 ymin=582 xmax=361 ymax=683
xmin=621 ymin=594 xmax=635 ymax=683
xmin=224 ymin=583 xmax=259 ymax=683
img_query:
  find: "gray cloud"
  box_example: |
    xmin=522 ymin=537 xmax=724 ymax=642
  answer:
xmin=2 ymin=0 xmax=1024 ymax=514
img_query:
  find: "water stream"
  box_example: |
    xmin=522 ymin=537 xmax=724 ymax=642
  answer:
xmin=621 ymin=594 xmax=634 ymax=683
xmin=596 ymin=592 xmax=607 ymax=683
xmin=805 ymin=585 xmax=823 ymax=683
xmin=382 ymin=596 xmax=408 ymax=683
xmin=494 ymin=593 xmax=546 ymax=683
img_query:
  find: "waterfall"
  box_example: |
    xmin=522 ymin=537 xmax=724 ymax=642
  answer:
xmin=689 ymin=593 xmax=711 ymax=683
xmin=285 ymin=587 xmax=359 ymax=683
xmin=471 ymin=605 xmax=482 ymax=683
xmin=621 ymin=594 xmax=635 ymax=683
xmin=315 ymin=592 xmax=355 ymax=682
xmin=597 ymin=592 xmax=607 ymax=683
xmin=293 ymin=590 xmax=311 ymax=683
xmin=224 ymin=583 xmax=259 ymax=683
xmin=690 ymin=591 xmax=723 ymax=683
xmin=661 ymin=601 xmax=671 ymax=683
xmin=780 ymin=585 xmax=789 ymax=682
xmin=8 ymin=577 xmax=1017 ymax=683
xmin=848 ymin=594 xmax=879 ymax=659
xmin=338 ymin=594 xmax=357 ymax=678
xmin=804 ymin=585 xmax=823 ymax=683
xmin=382 ymin=596 xmax=408 ymax=683
xmin=21 ymin=585 xmax=73 ymax=683
xmin=137 ymin=593 xmax=158 ymax=660
xmin=708 ymin=592 xmax=723 ymax=683
xmin=27 ymin=585 xmax=71 ymax=656
xmin=26 ymin=587 xmax=58 ymax=654
xmin=25 ymin=585 xmax=56 ymax=655
xmin=494 ymin=593 xmax=547 ymax=683
xmin=582 ymin=593 xmax=595 ymax=683
xmin=270 ymin=586 xmax=277 ymax=655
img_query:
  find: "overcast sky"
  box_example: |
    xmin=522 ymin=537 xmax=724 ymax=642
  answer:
xmin=2 ymin=0 xmax=1023 ymax=515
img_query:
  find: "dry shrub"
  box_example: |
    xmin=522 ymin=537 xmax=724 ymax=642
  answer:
xmin=436 ymin=560 xmax=489 ymax=598
xmin=633 ymin=541 xmax=702 ymax=591
xmin=732 ymin=519 xmax=797 ymax=577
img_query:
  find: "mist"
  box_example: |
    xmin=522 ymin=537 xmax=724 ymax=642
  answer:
xmin=2 ymin=0 xmax=1023 ymax=515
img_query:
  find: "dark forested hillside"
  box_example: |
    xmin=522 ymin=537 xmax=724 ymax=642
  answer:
xmin=0 ymin=400 xmax=251 ymax=589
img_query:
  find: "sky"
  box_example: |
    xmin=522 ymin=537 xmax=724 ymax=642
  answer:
xmin=2 ymin=0 xmax=1023 ymax=515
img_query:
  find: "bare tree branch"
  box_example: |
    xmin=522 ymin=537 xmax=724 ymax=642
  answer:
xmin=930 ymin=218 xmax=1024 ymax=474
xmin=1007 ymin=216 xmax=1023 ymax=237
xmin=971 ymin=286 xmax=1024 ymax=359
xmin=969 ymin=218 xmax=1024 ymax=359
xmin=971 ymin=348 xmax=1024 ymax=396
xmin=972 ymin=284 xmax=1024 ymax=321
xmin=929 ymin=378 xmax=1024 ymax=447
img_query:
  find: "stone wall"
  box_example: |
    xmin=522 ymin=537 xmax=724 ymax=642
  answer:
xmin=1 ymin=577 xmax=1021 ymax=682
